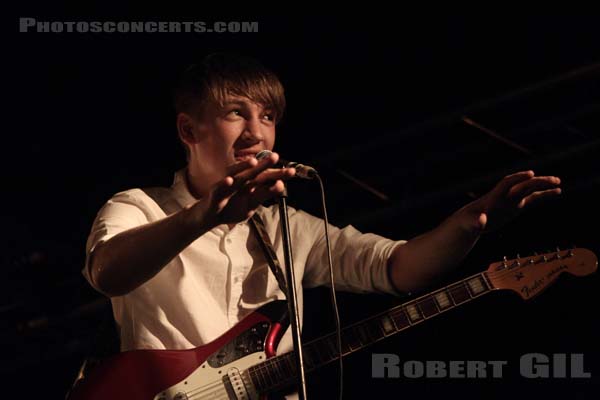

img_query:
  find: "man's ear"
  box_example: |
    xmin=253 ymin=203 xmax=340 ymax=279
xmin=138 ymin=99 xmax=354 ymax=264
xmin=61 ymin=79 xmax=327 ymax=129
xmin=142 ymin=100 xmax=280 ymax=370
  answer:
xmin=176 ymin=112 xmax=198 ymax=146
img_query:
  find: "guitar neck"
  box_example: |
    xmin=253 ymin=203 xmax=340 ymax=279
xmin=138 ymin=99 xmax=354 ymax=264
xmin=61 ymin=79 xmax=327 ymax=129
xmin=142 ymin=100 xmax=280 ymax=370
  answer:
xmin=248 ymin=271 xmax=494 ymax=393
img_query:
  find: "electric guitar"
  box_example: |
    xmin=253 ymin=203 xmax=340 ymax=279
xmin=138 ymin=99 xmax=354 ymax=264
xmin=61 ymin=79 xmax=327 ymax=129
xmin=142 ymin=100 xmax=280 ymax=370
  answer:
xmin=67 ymin=248 xmax=597 ymax=400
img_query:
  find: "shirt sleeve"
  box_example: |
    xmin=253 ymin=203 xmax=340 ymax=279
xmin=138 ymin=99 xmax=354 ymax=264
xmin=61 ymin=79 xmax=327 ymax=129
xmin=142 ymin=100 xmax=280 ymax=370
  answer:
xmin=295 ymin=209 xmax=407 ymax=296
xmin=82 ymin=189 xmax=151 ymax=289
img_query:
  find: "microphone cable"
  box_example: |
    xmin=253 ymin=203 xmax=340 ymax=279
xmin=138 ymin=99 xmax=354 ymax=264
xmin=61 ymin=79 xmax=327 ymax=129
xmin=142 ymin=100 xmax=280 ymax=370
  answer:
xmin=314 ymin=173 xmax=344 ymax=400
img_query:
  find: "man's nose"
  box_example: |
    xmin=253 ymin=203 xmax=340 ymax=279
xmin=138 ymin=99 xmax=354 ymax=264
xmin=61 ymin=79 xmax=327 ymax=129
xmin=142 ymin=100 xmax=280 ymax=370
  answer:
xmin=242 ymin=117 xmax=265 ymax=142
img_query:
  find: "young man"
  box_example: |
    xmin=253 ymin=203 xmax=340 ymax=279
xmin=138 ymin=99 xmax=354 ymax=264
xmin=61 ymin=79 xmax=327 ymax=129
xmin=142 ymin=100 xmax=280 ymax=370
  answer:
xmin=83 ymin=52 xmax=561 ymax=374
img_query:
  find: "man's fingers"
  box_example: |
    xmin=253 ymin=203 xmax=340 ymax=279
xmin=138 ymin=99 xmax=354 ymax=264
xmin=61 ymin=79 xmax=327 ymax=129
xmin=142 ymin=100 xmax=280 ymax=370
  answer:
xmin=246 ymin=180 xmax=286 ymax=208
xmin=521 ymin=188 xmax=562 ymax=208
xmin=252 ymin=167 xmax=296 ymax=184
xmin=214 ymin=153 xmax=279 ymax=199
xmin=230 ymin=152 xmax=279 ymax=190
xmin=232 ymin=167 xmax=296 ymax=194
xmin=508 ymin=176 xmax=561 ymax=202
xmin=495 ymin=170 xmax=535 ymax=194
xmin=211 ymin=176 xmax=236 ymax=204
xmin=226 ymin=158 xmax=259 ymax=176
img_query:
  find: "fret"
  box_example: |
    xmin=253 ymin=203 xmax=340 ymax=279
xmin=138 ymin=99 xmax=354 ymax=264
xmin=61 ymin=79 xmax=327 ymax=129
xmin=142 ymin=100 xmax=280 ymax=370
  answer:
xmin=317 ymin=338 xmax=335 ymax=362
xmin=250 ymin=365 xmax=266 ymax=392
xmin=390 ymin=308 xmax=410 ymax=330
xmin=300 ymin=347 xmax=312 ymax=369
xmin=260 ymin=362 xmax=275 ymax=389
xmin=405 ymin=303 xmax=423 ymax=322
xmin=310 ymin=341 xmax=328 ymax=364
xmin=340 ymin=335 xmax=352 ymax=355
xmin=355 ymin=325 xmax=371 ymax=346
xmin=278 ymin=355 xmax=293 ymax=377
xmin=257 ymin=365 xmax=267 ymax=391
xmin=364 ymin=319 xmax=385 ymax=342
xmin=466 ymin=275 xmax=487 ymax=296
xmin=324 ymin=336 xmax=340 ymax=359
xmin=285 ymin=354 xmax=297 ymax=376
xmin=272 ymin=357 xmax=287 ymax=381
xmin=313 ymin=342 xmax=331 ymax=365
xmin=434 ymin=290 xmax=452 ymax=309
xmin=303 ymin=343 xmax=320 ymax=367
xmin=265 ymin=359 xmax=280 ymax=384
xmin=322 ymin=339 xmax=337 ymax=363
xmin=344 ymin=326 xmax=362 ymax=351
xmin=417 ymin=297 xmax=439 ymax=318
xmin=380 ymin=314 xmax=397 ymax=336
xmin=448 ymin=282 xmax=471 ymax=304
xmin=482 ymin=272 xmax=493 ymax=290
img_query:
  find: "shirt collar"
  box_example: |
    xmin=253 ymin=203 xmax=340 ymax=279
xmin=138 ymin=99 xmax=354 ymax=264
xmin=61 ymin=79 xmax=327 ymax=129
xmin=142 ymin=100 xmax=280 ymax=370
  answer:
xmin=171 ymin=168 xmax=198 ymax=208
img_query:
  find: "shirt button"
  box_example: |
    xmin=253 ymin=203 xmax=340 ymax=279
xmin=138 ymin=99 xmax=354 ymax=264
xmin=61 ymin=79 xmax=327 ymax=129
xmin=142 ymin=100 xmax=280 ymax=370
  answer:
xmin=226 ymin=238 xmax=232 ymax=244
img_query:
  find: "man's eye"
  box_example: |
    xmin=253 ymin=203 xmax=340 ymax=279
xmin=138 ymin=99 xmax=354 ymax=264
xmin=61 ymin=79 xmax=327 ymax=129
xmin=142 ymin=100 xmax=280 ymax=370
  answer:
xmin=225 ymin=109 xmax=243 ymax=119
xmin=263 ymin=114 xmax=274 ymax=121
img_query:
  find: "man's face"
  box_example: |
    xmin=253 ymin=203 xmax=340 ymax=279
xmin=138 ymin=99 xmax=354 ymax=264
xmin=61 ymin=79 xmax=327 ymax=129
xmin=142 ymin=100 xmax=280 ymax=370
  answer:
xmin=188 ymin=95 xmax=277 ymax=179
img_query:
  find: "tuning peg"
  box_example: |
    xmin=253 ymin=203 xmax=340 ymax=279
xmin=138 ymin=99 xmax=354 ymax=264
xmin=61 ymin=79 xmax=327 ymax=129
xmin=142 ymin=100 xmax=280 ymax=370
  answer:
xmin=555 ymin=246 xmax=562 ymax=259
xmin=515 ymin=254 xmax=521 ymax=267
xmin=502 ymin=256 xmax=508 ymax=269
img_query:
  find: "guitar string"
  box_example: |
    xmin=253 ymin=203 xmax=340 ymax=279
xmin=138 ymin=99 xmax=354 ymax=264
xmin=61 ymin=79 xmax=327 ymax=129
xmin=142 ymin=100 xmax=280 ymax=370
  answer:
xmin=190 ymin=391 xmax=230 ymax=400
xmin=189 ymin=390 xmax=229 ymax=400
xmin=184 ymin=380 xmax=228 ymax=399
xmin=186 ymin=381 xmax=234 ymax=400
xmin=183 ymin=251 xmax=575 ymax=398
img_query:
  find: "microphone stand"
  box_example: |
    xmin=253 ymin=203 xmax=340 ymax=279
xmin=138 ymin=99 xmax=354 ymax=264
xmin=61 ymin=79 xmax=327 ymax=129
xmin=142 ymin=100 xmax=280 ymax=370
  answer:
xmin=278 ymin=184 xmax=308 ymax=400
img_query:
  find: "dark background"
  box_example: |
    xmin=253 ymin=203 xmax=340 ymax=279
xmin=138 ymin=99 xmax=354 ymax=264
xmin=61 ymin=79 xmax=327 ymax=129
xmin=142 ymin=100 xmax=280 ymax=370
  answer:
xmin=3 ymin=13 xmax=600 ymax=399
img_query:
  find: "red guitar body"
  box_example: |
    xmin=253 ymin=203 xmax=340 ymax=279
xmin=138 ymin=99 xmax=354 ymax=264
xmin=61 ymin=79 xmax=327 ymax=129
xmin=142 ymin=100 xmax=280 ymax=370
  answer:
xmin=67 ymin=301 xmax=289 ymax=400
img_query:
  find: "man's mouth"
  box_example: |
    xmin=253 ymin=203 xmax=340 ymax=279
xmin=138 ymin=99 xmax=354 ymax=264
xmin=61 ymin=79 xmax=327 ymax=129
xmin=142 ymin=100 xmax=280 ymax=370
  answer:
xmin=234 ymin=150 xmax=260 ymax=162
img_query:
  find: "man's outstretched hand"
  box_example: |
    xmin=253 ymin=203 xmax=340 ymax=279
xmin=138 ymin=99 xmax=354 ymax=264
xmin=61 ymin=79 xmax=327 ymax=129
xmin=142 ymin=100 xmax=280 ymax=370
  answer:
xmin=458 ymin=170 xmax=562 ymax=234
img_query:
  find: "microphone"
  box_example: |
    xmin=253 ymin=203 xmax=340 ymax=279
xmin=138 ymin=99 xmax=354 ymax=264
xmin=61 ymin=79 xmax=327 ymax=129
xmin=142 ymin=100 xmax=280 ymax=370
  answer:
xmin=255 ymin=150 xmax=318 ymax=180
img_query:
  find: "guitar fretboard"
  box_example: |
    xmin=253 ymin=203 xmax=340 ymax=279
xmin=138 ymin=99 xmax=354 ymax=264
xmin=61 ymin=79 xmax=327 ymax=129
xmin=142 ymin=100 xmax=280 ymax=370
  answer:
xmin=247 ymin=272 xmax=493 ymax=393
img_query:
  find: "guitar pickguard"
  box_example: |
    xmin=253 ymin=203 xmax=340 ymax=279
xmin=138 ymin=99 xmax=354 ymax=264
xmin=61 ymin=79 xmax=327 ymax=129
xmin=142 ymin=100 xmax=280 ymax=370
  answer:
xmin=154 ymin=351 xmax=265 ymax=400
xmin=154 ymin=318 xmax=282 ymax=400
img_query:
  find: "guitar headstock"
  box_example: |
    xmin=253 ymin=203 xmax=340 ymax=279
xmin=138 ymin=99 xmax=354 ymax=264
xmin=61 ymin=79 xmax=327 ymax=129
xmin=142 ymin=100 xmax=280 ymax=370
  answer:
xmin=485 ymin=248 xmax=597 ymax=300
